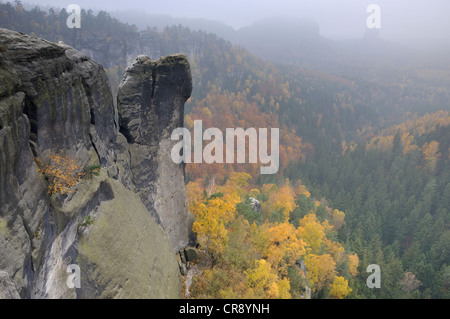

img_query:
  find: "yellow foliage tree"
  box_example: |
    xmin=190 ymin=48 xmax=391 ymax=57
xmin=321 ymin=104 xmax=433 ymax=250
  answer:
xmin=191 ymin=192 xmax=238 ymax=258
xmin=245 ymin=259 xmax=291 ymax=299
xmin=295 ymin=183 xmax=311 ymax=198
xmin=266 ymin=222 xmax=307 ymax=275
xmin=222 ymin=172 xmax=252 ymax=200
xmin=329 ymin=276 xmax=352 ymax=299
xmin=249 ymin=188 xmax=260 ymax=198
xmin=187 ymin=172 xmax=356 ymax=299
xmin=347 ymin=254 xmax=359 ymax=277
xmin=259 ymin=181 xmax=296 ymax=222
xmin=297 ymin=214 xmax=332 ymax=254
xmin=304 ymin=254 xmax=336 ymax=293
xmin=274 ymin=181 xmax=296 ymax=222
xmin=261 ymin=184 xmax=278 ymax=198
xmin=331 ymin=209 xmax=345 ymax=231
xmin=201 ymin=106 xmax=212 ymax=119
xmin=324 ymin=238 xmax=346 ymax=266
xmin=184 ymin=114 xmax=194 ymax=129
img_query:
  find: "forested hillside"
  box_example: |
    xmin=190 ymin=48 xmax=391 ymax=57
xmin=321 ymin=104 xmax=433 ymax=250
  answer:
xmin=1 ymin=2 xmax=449 ymax=298
xmin=288 ymin=112 xmax=450 ymax=298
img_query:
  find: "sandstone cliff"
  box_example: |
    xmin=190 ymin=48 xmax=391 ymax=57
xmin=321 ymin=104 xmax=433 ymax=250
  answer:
xmin=0 ymin=28 xmax=193 ymax=298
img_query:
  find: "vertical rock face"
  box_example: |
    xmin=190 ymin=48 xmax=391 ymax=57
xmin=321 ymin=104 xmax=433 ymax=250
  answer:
xmin=0 ymin=28 xmax=193 ymax=298
xmin=0 ymin=271 xmax=20 ymax=299
xmin=118 ymin=55 xmax=194 ymax=251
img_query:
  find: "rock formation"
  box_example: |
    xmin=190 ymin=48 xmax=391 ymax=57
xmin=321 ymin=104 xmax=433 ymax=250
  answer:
xmin=117 ymin=54 xmax=194 ymax=251
xmin=0 ymin=28 xmax=193 ymax=298
xmin=249 ymin=197 xmax=262 ymax=215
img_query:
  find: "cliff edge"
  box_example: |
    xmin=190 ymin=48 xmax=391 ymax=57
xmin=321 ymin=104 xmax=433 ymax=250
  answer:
xmin=0 ymin=28 xmax=193 ymax=298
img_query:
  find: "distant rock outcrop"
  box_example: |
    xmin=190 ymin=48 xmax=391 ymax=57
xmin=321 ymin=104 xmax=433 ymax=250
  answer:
xmin=0 ymin=28 xmax=193 ymax=298
xmin=249 ymin=197 xmax=262 ymax=215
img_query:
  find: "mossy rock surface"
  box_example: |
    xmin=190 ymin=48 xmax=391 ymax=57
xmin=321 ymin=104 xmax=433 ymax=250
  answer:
xmin=77 ymin=177 xmax=181 ymax=299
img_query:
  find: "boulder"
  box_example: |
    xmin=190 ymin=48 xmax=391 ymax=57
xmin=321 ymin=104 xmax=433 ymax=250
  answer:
xmin=184 ymin=247 xmax=199 ymax=262
xmin=249 ymin=197 xmax=262 ymax=214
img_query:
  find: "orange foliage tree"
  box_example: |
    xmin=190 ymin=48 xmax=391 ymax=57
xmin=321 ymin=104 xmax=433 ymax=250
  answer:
xmin=36 ymin=152 xmax=84 ymax=195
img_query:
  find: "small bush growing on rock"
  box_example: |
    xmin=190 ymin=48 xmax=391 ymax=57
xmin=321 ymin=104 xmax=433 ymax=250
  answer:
xmin=83 ymin=164 xmax=101 ymax=179
xmin=36 ymin=152 xmax=84 ymax=195
xmin=80 ymin=215 xmax=95 ymax=227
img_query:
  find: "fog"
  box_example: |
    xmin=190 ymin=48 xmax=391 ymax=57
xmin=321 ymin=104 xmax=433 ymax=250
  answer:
xmin=23 ymin=0 xmax=450 ymax=50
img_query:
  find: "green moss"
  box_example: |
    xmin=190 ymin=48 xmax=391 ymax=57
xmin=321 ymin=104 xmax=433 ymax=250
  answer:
xmin=0 ymin=69 xmax=16 ymax=98
xmin=77 ymin=178 xmax=182 ymax=298
xmin=0 ymin=218 xmax=11 ymax=237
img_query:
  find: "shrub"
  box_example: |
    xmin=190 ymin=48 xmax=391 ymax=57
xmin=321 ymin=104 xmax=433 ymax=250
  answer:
xmin=83 ymin=164 xmax=101 ymax=179
xmin=36 ymin=152 xmax=84 ymax=195
xmin=80 ymin=215 xmax=95 ymax=227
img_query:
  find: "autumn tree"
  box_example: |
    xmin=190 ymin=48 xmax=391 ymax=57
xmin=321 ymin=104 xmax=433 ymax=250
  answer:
xmin=304 ymin=254 xmax=336 ymax=294
xmin=331 ymin=209 xmax=345 ymax=231
xmin=190 ymin=191 xmax=238 ymax=259
xmin=245 ymin=259 xmax=291 ymax=299
xmin=187 ymin=168 xmax=357 ymax=299
xmin=274 ymin=181 xmax=296 ymax=222
xmin=297 ymin=213 xmax=332 ymax=254
xmin=265 ymin=222 xmax=306 ymax=275
xmin=347 ymin=254 xmax=360 ymax=277
xmin=422 ymin=140 xmax=440 ymax=173
xmin=259 ymin=181 xmax=296 ymax=222
xmin=329 ymin=276 xmax=352 ymax=299
xmin=36 ymin=152 xmax=84 ymax=195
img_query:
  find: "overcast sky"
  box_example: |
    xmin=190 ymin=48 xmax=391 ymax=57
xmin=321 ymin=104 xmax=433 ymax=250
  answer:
xmin=24 ymin=0 xmax=450 ymax=48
